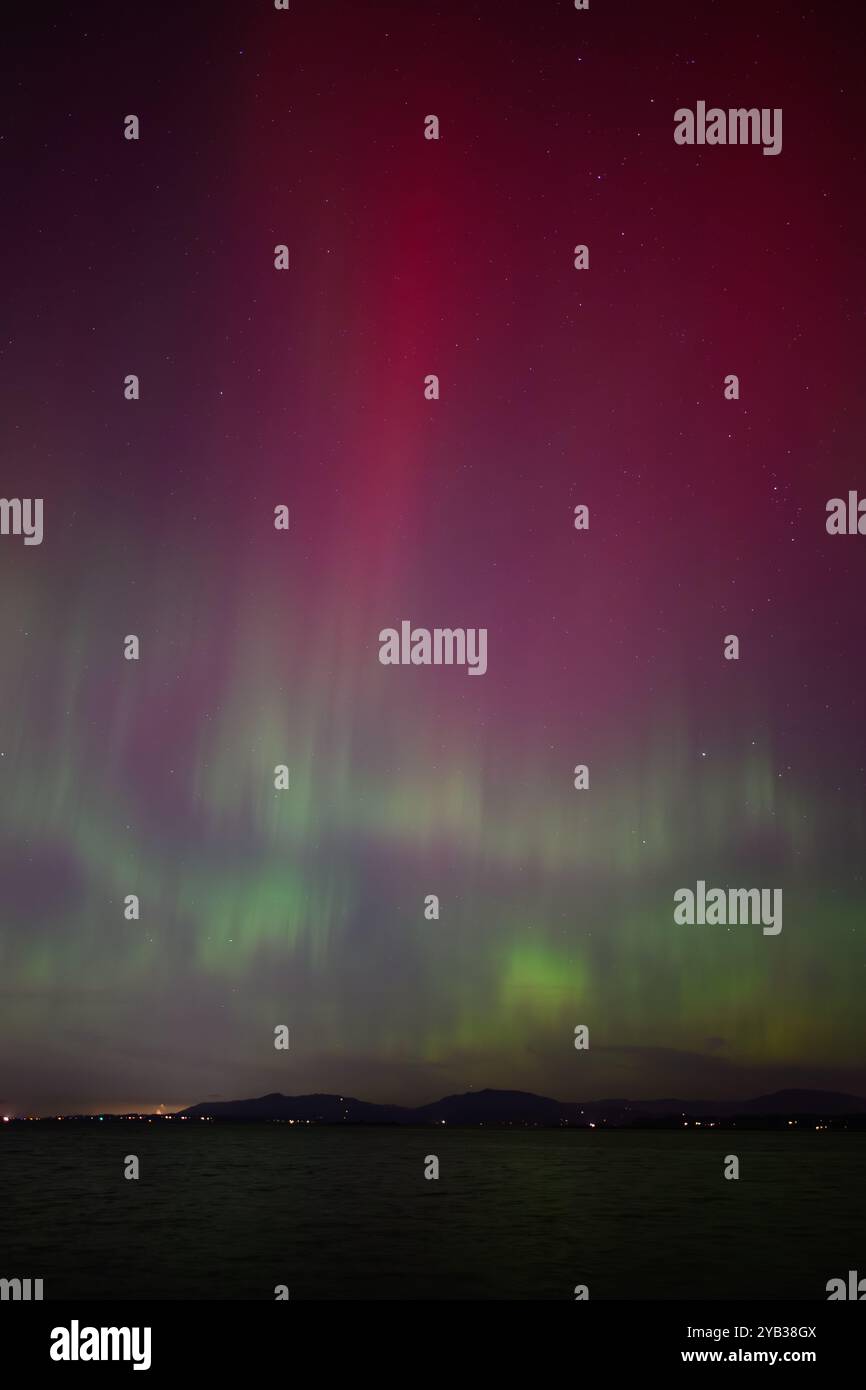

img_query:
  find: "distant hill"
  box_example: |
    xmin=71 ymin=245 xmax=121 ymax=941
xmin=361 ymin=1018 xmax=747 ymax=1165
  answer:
xmin=175 ymin=1087 xmax=866 ymax=1126
xmin=178 ymin=1092 xmax=413 ymax=1124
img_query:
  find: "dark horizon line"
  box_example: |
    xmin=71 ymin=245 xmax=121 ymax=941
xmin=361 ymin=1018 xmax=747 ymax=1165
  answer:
xmin=7 ymin=1084 xmax=866 ymax=1124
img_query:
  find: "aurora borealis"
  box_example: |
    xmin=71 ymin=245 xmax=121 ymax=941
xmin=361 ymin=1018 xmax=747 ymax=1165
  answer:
xmin=1 ymin=0 xmax=865 ymax=1115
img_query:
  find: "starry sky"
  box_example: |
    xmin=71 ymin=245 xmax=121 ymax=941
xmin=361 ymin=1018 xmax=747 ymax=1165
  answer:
xmin=1 ymin=0 xmax=865 ymax=1115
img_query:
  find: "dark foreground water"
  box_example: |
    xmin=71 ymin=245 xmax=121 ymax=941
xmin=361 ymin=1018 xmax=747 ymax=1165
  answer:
xmin=1 ymin=1125 xmax=862 ymax=1300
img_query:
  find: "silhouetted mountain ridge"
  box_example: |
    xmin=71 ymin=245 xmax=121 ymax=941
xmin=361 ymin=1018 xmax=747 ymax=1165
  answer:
xmin=175 ymin=1087 xmax=866 ymax=1126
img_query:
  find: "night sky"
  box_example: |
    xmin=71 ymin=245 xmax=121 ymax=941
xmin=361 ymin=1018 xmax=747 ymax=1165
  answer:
xmin=1 ymin=0 xmax=865 ymax=1115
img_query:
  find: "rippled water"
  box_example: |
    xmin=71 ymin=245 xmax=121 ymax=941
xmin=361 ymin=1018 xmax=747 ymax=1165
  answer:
xmin=2 ymin=1125 xmax=861 ymax=1300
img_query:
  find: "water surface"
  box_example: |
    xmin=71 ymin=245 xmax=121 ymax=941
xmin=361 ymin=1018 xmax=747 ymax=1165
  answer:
xmin=1 ymin=1125 xmax=860 ymax=1299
